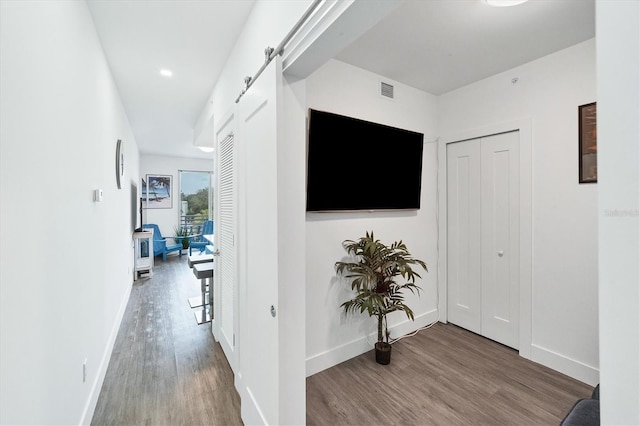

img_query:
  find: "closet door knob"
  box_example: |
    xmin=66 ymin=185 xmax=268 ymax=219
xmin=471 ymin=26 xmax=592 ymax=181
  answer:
xmin=498 ymin=251 xmax=504 ymax=257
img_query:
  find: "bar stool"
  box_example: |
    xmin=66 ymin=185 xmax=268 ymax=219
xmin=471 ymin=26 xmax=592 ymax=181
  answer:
xmin=187 ymin=253 xmax=213 ymax=268
xmin=192 ymin=262 xmax=214 ymax=325
xmin=187 ymin=254 xmax=214 ymax=308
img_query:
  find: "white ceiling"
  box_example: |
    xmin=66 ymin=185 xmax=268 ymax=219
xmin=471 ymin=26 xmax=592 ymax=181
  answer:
xmin=337 ymin=0 xmax=595 ymax=95
xmin=87 ymin=0 xmax=594 ymax=159
xmin=87 ymin=0 xmax=255 ymax=160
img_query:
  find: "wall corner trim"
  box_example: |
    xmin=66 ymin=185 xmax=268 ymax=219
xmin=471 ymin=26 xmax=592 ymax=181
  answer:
xmin=530 ymin=343 xmax=600 ymax=386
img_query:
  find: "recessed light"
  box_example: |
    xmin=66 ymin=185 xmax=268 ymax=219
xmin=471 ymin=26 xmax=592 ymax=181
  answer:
xmin=160 ymin=69 xmax=173 ymax=77
xmin=198 ymin=146 xmax=214 ymax=153
xmin=484 ymin=0 xmax=528 ymax=6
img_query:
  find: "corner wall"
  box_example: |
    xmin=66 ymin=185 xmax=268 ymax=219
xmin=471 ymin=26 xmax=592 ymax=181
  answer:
xmin=0 ymin=1 xmax=140 ymax=424
xmin=597 ymin=0 xmax=640 ymax=422
xmin=305 ymin=59 xmax=440 ymax=376
xmin=438 ymin=39 xmax=599 ymax=384
xmin=197 ymin=0 xmax=313 ymax=124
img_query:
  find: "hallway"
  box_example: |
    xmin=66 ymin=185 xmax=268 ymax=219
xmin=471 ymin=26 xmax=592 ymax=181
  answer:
xmin=91 ymin=256 xmax=241 ymax=425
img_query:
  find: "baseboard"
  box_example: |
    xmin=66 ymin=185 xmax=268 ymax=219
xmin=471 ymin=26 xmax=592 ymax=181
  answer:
xmin=240 ymin=385 xmax=268 ymax=426
xmin=530 ymin=343 xmax=600 ymax=386
xmin=234 ymin=369 xmax=269 ymax=425
xmin=234 ymin=371 xmax=244 ymax=397
xmin=306 ymin=309 xmax=439 ymax=377
xmin=79 ymin=282 xmax=132 ymax=425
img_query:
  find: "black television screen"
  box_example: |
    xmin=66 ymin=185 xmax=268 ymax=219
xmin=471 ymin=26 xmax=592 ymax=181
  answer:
xmin=306 ymin=109 xmax=424 ymax=212
xmin=131 ymin=182 xmax=138 ymax=232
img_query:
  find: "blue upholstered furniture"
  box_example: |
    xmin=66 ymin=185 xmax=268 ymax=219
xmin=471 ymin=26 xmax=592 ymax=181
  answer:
xmin=142 ymin=224 xmax=183 ymax=261
xmin=189 ymin=220 xmax=214 ymax=255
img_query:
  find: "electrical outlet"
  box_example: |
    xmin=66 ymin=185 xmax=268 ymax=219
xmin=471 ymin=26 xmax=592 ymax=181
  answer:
xmin=83 ymin=359 xmax=87 ymax=383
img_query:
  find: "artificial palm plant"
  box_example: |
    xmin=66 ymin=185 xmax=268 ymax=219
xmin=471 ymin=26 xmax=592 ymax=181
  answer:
xmin=336 ymin=231 xmax=427 ymax=364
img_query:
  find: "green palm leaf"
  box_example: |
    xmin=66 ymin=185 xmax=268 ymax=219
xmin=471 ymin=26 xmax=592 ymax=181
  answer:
xmin=336 ymin=231 xmax=427 ymax=343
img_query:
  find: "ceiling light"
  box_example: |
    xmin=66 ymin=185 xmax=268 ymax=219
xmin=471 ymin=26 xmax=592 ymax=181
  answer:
xmin=160 ymin=69 xmax=173 ymax=77
xmin=484 ymin=0 xmax=528 ymax=6
xmin=198 ymin=146 xmax=214 ymax=153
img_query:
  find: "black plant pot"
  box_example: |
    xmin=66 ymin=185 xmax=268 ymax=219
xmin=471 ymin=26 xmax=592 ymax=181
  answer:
xmin=375 ymin=342 xmax=392 ymax=365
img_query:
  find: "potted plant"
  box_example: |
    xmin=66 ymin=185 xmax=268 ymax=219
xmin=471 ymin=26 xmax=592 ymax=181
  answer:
xmin=336 ymin=231 xmax=427 ymax=365
xmin=173 ymin=226 xmax=190 ymax=250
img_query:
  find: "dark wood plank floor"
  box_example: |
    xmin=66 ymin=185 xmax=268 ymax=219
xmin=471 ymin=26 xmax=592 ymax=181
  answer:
xmin=91 ymin=254 xmax=242 ymax=426
xmin=307 ymin=323 xmax=593 ymax=426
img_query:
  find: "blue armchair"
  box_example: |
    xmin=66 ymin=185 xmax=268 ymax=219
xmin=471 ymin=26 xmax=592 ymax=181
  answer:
xmin=189 ymin=220 xmax=214 ymax=255
xmin=142 ymin=224 xmax=183 ymax=261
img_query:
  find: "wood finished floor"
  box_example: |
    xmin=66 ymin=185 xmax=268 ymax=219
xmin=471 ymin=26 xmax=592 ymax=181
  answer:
xmin=307 ymin=323 xmax=593 ymax=426
xmin=91 ymin=254 xmax=242 ymax=426
xmin=92 ymin=253 xmax=592 ymax=426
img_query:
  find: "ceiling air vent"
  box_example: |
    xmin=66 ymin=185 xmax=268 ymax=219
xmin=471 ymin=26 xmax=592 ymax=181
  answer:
xmin=380 ymin=81 xmax=394 ymax=99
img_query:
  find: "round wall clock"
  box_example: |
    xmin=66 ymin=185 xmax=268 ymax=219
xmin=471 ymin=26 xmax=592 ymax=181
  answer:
xmin=115 ymin=139 xmax=124 ymax=189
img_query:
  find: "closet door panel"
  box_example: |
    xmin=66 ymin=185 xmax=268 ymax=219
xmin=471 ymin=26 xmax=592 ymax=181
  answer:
xmin=447 ymin=139 xmax=482 ymax=334
xmin=481 ymin=131 xmax=520 ymax=349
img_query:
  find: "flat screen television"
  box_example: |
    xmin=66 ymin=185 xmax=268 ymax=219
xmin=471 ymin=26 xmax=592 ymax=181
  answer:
xmin=306 ymin=109 xmax=424 ymax=212
xmin=131 ymin=182 xmax=139 ymax=232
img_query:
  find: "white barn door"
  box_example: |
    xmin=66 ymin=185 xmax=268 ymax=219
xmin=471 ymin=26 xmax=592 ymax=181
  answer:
xmin=237 ymin=57 xmax=281 ymax=425
xmin=447 ymin=131 xmax=520 ymax=349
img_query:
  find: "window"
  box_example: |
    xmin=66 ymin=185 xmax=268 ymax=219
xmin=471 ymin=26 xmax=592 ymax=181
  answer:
xmin=179 ymin=170 xmax=213 ymax=231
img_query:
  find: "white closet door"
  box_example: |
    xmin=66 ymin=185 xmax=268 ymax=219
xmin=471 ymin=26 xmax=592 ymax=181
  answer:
xmin=481 ymin=131 xmax=520 ymax=349
xmin=216 ymin=132 xmax=238 ymax=369
xmin=447 ymin=131 xmax=520 ymax=350
xmin=447 ymin=139 xmax=482 ymax=334
xmin=237 ymin=57 xmax=281 ymax=426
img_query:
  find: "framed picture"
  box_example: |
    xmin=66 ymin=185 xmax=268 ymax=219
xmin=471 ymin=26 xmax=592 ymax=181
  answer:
xmin=145 ymin=174 xmax=173 ymax=209
xmin=579 ymin=102 xmax=597 ymax=183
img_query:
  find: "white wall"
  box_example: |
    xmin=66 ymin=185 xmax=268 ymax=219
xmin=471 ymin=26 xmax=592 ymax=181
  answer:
xmin=305 ymin=59 xmax=440 ymax=376
xmin=194 ymin=0 xmax=312 ymax=135
xmin=140 ymin=154 xmax=213 ymax=239
xmin=596 ymin=1 xmax=640 ymax=423
xmin=438 ymin=39 xmax=599 ymax=384
xmin=0 ymin=1 xmax=140 ymax=424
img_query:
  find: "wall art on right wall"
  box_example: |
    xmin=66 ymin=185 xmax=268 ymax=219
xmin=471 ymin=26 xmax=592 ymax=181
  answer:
xmin=579 ymin=102 xmax=597 ymax=183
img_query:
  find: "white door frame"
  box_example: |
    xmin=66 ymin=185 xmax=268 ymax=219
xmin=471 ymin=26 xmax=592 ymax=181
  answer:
xmin=437 ymin=118 xmax=533 ymax=359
